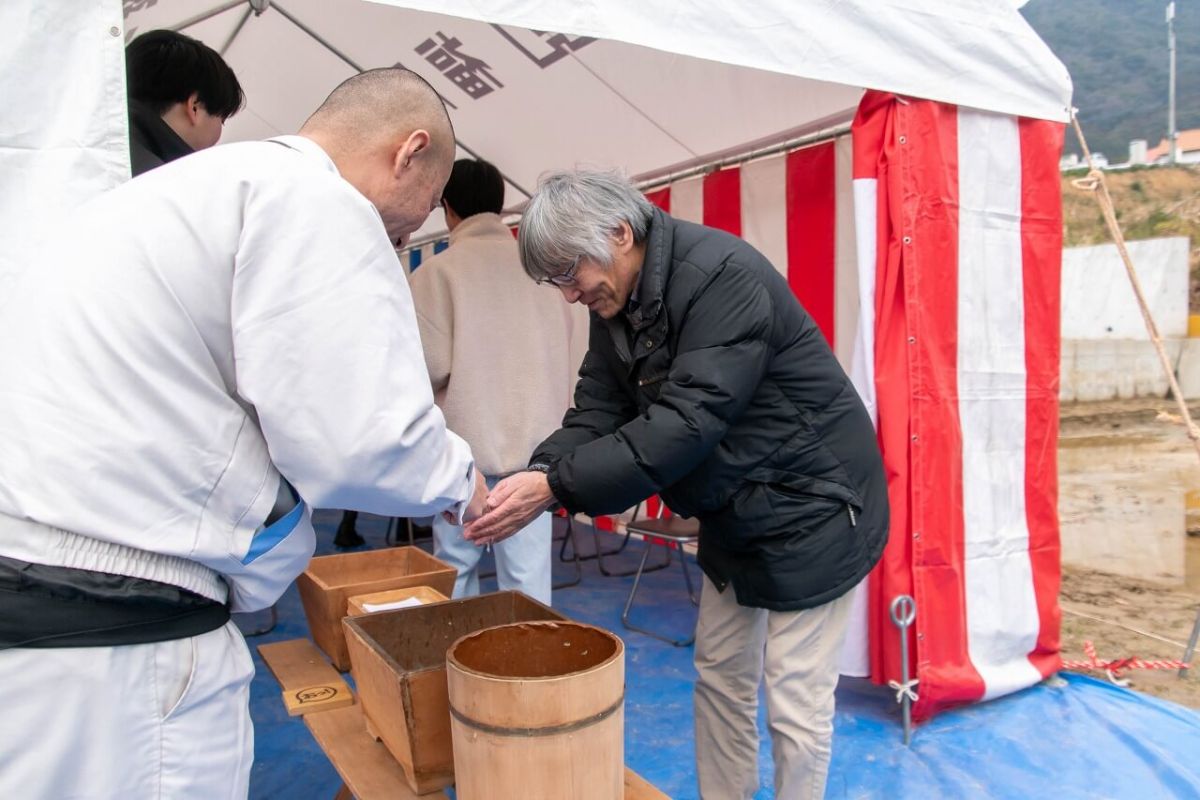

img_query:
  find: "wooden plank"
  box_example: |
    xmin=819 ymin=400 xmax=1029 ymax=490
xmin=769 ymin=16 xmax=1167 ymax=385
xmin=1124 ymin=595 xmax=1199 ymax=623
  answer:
xmin=624 ymin=767 xmax=670 ymax=800
xmin=257 ymin=639 xmax=354 ymax=717
xmin=305 ymin=702 xmax=449 ymax=800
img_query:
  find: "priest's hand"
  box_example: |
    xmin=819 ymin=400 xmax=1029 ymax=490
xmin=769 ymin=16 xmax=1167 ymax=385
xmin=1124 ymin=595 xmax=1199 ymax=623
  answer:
xmin=463 ymin=471 xmax=554 ymax=546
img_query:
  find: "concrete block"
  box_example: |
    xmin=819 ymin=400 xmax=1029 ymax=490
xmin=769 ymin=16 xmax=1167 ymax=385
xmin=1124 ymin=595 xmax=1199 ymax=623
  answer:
xmin=1060 ymin=338 xmax=1183 ymax=402
xmin=1176 ymin=338 xmax=1200 ymax=400
xmin=1061 ymin=237 xmax=1190 ymax=340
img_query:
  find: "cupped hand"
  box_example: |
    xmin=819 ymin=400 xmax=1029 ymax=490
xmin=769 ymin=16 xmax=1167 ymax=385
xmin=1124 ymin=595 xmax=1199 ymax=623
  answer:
xmin=462 ymin=471 xmax=554 ymax=547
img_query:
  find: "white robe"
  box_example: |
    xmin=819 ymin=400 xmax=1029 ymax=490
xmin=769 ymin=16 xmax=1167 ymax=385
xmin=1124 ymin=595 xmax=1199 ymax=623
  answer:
xmin=0 ymin=135 xmax=474 ymax=609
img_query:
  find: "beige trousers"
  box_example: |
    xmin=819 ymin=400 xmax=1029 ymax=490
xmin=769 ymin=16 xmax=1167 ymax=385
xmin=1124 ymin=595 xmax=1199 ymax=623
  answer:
xmin=694 ymin=576 xmax=854 ymax=800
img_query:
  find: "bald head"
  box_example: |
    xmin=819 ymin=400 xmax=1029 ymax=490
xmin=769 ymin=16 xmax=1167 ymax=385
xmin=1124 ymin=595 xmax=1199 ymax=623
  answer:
xmin=302 ymin=68 xmax=452 ymax=153
xmin=300 ymin=68 xmax=456 ymax=244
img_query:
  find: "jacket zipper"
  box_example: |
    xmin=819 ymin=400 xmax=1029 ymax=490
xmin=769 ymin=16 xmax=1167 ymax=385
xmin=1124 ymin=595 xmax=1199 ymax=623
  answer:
xmin=847 ymin=504 xmax=857 ymax=527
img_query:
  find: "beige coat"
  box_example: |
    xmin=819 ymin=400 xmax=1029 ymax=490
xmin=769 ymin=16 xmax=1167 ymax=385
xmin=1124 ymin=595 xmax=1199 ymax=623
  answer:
xmin=409 ymin=213 xmax=589 ymax=477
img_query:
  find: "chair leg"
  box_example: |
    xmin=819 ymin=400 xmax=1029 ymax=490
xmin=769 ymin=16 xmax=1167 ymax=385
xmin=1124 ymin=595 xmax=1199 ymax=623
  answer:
xmin=553 ymin=518 xmax=583 ymax=589
xmin=598 ymin=530 xmax=672 ymax=577
xmin=621 ymin=546 xmax=652 ymax=625
xmin=237 ymin=604 xmax=278 ymax=638
xmin=560 ymin=517 xmax=628 ymax=563
xmin=385 ymin=517 xmax=417 ymax=548
xmin=680 ymin=546 xmax=699 ymax=606
xmin=622 ymin=544 xmax=695 ymax=648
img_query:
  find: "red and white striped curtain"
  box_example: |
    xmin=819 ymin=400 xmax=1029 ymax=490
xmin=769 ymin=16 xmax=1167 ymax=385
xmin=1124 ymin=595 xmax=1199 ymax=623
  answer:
xmin=646 ymin=91 xmax=1065 ymax=720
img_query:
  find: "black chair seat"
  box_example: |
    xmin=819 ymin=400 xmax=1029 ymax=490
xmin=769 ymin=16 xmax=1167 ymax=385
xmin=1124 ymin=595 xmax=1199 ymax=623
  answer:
xmin=625 ymin=516 xmax=700 ymax=542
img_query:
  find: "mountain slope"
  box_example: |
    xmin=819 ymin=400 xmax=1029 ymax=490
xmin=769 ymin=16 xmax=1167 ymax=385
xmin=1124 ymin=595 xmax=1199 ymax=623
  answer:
xmin=1022 ymin=0 xmax=1200 ymax=160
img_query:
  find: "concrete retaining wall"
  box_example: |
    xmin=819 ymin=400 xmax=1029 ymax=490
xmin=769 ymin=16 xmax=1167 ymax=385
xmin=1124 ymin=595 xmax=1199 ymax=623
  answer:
xmin=1060 ymin=338 xmax=1200 ymax=402
xmin=1059 ymin=236 xmax=1195 ymax=402
xmin=1061 ymin=236 xmax=1189 ymax=340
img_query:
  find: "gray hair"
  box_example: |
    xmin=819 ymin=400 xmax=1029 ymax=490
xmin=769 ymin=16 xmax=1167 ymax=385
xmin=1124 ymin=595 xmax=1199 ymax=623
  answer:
xmin=518 ymin=169 xmax=655 ymax=282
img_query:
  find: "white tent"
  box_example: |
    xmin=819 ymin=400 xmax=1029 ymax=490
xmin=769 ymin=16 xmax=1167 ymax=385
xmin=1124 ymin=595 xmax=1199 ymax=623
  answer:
xmin=2 ymin=0 xmax=1072 ymax=720
xmin=115 ymin=0 xmax=1070 ymax=246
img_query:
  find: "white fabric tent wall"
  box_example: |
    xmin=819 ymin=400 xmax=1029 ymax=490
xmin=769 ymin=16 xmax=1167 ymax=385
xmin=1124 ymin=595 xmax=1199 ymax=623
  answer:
xmin=0 ymin=1 xmax=130 ymax=280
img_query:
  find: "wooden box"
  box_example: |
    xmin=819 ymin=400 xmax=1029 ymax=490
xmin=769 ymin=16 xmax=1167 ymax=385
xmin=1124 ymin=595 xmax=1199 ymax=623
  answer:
xmin=297 ymin=547 xmax=456 ymax=671
xmin=347 ymin=585 xmax=449 ymax=617
xmin=342 ymin=591 xmax=568 ymax=795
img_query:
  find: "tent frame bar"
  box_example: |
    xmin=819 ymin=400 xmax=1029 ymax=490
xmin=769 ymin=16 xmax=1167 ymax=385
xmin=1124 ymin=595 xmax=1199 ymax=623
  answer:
xmin=271 ymin=1 xmax=533 ymax=198
xmin=636 ymin=121 xmax=852 ymax=192
xmin=400 ymin=120 xmax=852 ymax=255
xmin=219 ymin=7 xmax=254 ymax=56
xmin=173 ymin=0 xmax=532 ymax=199
xmin=170 ymin=0 xmax=247 ymax=34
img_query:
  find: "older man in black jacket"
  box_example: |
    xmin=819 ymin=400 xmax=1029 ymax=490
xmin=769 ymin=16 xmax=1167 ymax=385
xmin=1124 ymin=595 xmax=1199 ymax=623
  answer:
xmin=465 ymin=169 xmax=888 ymax=800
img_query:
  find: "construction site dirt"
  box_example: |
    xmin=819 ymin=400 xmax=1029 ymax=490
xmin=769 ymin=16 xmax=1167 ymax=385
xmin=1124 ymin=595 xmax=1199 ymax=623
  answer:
xmin=1059 ymin=398 xmax=1200 ymax=708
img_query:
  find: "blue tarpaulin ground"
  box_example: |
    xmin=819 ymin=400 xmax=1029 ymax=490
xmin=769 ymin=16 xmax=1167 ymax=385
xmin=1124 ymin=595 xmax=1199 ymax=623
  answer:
xmin=247 ymin=511 xmax=1200 ymax=799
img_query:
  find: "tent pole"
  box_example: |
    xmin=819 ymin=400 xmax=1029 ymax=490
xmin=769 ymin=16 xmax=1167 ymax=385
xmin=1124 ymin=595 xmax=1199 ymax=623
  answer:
xmin=171 ymin=0 xmax=247 ymax=33
xmin=636 ymin=121 xmax=852 ymax=191
xmin=400 ymin=120 xmax=853 ymax=255
xmin=268 ymin=2 xmax=532 ymax=199
xmin=218 ymin=7 xmax=253 ymax=56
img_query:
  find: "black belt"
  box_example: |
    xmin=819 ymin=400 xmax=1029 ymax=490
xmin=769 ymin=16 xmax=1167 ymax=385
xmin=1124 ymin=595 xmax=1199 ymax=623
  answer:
xmin=0 ymin=556 xmax=230 ymax=650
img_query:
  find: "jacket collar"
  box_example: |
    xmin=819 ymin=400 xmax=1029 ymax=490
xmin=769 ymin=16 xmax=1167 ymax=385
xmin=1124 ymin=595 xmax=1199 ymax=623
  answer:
xmin=628 ymin=207 xmax=673 ymax=331
xmin=604 ymin=209 xmax=673 ymax=372
xmin=128 ymin=100 xmax=193 ymax=166
xmin=448 ymin=212 xmax=512 ymax=245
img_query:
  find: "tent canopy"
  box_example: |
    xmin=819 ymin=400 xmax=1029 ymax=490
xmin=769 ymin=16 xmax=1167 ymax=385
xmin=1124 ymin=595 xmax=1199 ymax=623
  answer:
xmin=122 ymin=0 xmax=1071 ymax=242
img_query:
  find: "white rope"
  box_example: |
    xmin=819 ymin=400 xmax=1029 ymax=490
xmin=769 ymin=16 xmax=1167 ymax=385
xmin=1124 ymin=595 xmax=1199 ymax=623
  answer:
xmin=1070 ymin=114 xmax=1200 ymax=465
xmin=888 ymin=678 xmax=919 ymax=704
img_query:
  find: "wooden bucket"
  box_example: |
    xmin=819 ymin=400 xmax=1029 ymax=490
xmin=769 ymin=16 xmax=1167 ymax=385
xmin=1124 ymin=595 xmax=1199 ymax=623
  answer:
xmin=446 ymin=621 xmax=625 ymax=800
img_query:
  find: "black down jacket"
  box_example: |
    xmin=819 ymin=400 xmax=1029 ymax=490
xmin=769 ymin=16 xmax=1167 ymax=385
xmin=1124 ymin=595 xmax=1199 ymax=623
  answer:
xmin=532 ymin=209 xmax=888 ymax=611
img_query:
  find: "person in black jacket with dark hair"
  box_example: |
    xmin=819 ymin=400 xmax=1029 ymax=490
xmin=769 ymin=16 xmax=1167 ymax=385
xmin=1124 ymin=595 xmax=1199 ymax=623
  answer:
xmin=125 ymin=29 xmax=244 ymax=175
xmin=464 ymin=169 xmax=888 ymax=800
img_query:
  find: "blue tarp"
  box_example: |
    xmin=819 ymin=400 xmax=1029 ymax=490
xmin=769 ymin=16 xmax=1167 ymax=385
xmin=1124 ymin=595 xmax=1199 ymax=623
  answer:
xmin=249 ymin=511 xmax=1200 ymax=799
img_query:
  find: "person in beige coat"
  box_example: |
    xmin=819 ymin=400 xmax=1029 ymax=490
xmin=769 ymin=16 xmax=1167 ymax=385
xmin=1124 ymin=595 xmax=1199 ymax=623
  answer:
xmin=409 ymin=159 xmax=588 ymax=603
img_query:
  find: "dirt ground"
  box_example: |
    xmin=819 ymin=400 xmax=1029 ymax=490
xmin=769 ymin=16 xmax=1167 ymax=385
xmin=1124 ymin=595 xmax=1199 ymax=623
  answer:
xmin=1060 ymin=565 xmax=1199 ymax=708
xmin=1058 ymin=398 xmax=1200 ymax=708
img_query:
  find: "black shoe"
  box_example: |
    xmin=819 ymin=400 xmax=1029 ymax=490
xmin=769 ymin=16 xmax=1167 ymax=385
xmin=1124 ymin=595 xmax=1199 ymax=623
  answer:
xmin=334 ymin=516 xmax=365 ymax=548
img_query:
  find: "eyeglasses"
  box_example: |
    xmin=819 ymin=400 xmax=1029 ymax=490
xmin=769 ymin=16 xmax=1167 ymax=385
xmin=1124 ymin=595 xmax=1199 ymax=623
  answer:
xmin=538 ymin=255 xmax=582 ymax=287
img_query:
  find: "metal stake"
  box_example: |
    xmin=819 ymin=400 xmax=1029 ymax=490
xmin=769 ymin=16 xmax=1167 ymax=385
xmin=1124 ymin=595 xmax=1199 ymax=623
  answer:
xmin=1180 ymin=604 xmax=1200 ymax=678
xmin=889 ymin=594 xmax=918 ymax=745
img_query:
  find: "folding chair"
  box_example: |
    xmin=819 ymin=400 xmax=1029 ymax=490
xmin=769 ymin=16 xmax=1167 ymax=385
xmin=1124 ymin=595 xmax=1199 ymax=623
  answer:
xmin=562 ymin=509 xmax=636 ymax=572
xmin=573 ymin=498 xmax=674 ymax=579
xmin=620 ymin=502 xmax=700 ymax=646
